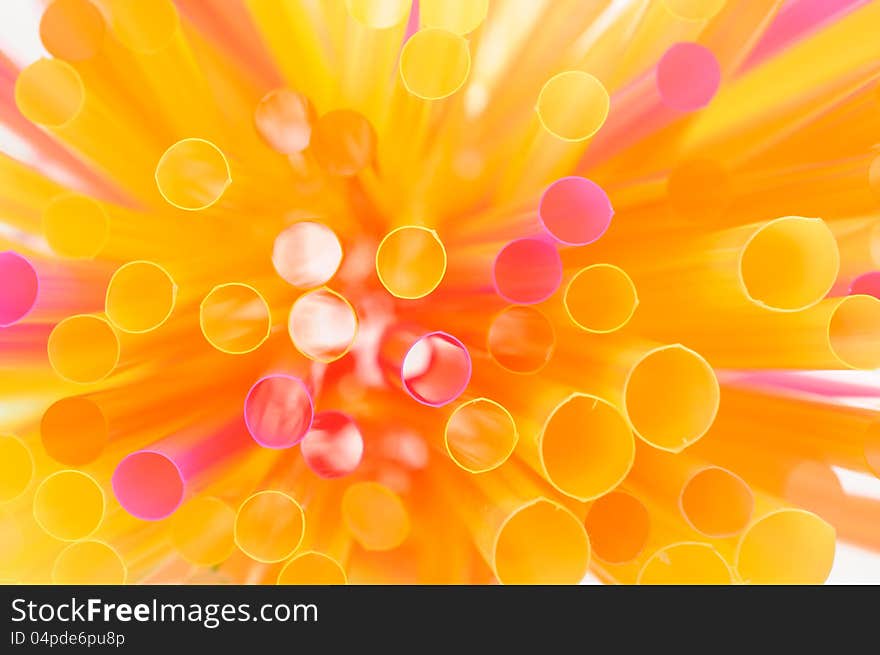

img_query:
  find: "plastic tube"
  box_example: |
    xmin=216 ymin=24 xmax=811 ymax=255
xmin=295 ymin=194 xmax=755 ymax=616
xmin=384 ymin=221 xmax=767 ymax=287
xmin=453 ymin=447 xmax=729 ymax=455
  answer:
xmin=486 ymin=305 xmax=556 ymax=374
xmin=199 ymin=283 xmax=271 ymax=355
xmin=0 ymin=434 xmax=34 ymax=503
xmin=375 ymin=226 xmax=447 ymax=299
xmin=0 ymin=251 xmax=39 ymax=327
xmin=105 ymin=261 xmax=177 ymax=333
xmin=564 ymin=264 xmax=639 ymax=333
xmin=40 ymin=396 xmax=108 ymax=466
xmin=52 ymin=540 xmax=127 ymax=584
xmin=272 ymin=221 xmax=343 ymax=289
xmin=342 ymin=481 xmax=410 ymax=551
xmin=234 ymin=490 xmax=305 ymax=563
xmin=301 ymin=411 xmax=364 ymax=478
xmin=585 ymin=491 xmax=651 ymax=564
xmin=444 ymin=398 xmax=518 ymax=474
xmin=243 ymin=374 xmax=314 ymax=449
xmin=33 ymin=470 xmax=105 ymax=541
xmin=288 ymin=288 xmax=358 ymax=362
xmin=169 ymin=495 xmax=235 ymax=566
xmin=47 ymin=314 xmax=120 ymax=384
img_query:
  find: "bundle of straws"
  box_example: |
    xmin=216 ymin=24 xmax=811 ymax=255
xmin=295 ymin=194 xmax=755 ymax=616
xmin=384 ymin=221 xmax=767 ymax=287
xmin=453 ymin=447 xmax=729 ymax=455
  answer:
xmin=2 ymin=0 xmax=880 ymax=585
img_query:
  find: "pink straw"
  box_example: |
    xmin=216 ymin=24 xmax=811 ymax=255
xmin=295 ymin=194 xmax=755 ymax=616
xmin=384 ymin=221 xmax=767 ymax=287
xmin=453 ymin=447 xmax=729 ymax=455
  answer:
xmin=301 ymin=410 xmax=364 ymax=478
xmin=112 ymin=419 xmax=254 ymax=520
xmin=538 ymin=177 xmax=613 ymax=246
xmin=0 ymin=251 xmax=39 ymax=327
xmin=243 ymin=374 xmax=314 ymax=449
xmin=850 ymin=271 xmax=880 ymax=298
xmin=493 ymin=238 xmax=563 ymax=304
xmin=742 ymin=0 xmax=870 ymax=72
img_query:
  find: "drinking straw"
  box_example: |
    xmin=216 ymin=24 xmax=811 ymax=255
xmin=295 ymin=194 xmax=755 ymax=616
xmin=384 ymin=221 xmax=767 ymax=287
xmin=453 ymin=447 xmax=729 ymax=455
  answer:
xmin=0 ymin=434 xmax=33 ymax=503
xmin=850 ymin=271 xmax=880 ymax=298
xmin=501 ymin=70 xmax=609 ymax=199
xmin=112 ymin=418 xmax=256 ymax=520
xmin=32 ymin=470 xmax=105 ymax=541
xmin=254 ymin=88 xmax=314 ymax=155
xmin=272 ymin=220 xmax=342 ymax=289
xmin=564 ymin=264 xmax=639 ymax=333
xmin=486 ymin=304 xmax=556 ymax=374
xmin=169 ymin=495 xmax=235 ymax=567
xmin=154 ymin=138 xmax=231 ymax=211
xmin=47 ymin=314 xmax=120 ymax=384
xmin=233 ymin=488 xmax=306 ymax=564
xmin=342 ymin=481 xmax=410 ymax=551
xmin=734 ymin=506 xmax=835 ymax=584
xmin=244 ymin=0 xmax=336 ymax=111
xmin=105 ymin=260 xmax=177 ymax=334
xmin=41 ymin=193 xmax=108 ymax=259
xmin=199 ymin=282 xmax=271 ymax=354
xmin=14 ymin=58 xmax=165 ymax=201
xmin=444 ymin=397 xmax=517 ymax=474
xmin=584 ymin=490 xmax=651 ymax=565
xmin=637 ymin=542 xmax=733 ymax=584
xmin=375 ymin=225 xmax=447 ymax=299
xmin=301 ymin=410 xmax=365 ymax=478
xmin=0 ymin=250 xmax=38 ymax=326
xmin=440 ymin=459 xmax=590 ymax=584
xmin=277 ymin=551 xmax=347 ymax=585
xmin=538 ymin=176 xmax=614 ymax=246
xmin=629 ymin=444 xmax=754 ymax=538
xmin=584 ymin=42 xmax=721 ymax=167
xmin=548 ymin=339 xmax=720 ymax=453
xmin=175 ymin=0 xmax=281 ymax=91
xmin=492 ymin=237 xmax=562 ymax=304
xmin=288 ymin=288 xmax=359 ymax=363
xmin=742 ymin=0 xmax=870 ymax=72
xmin=51 ymin=540 xmax=126 ymax=584
xmin=677 ymin=1 xmax=880 ymax=161
xmin=243 ymin=374 xmax=314 ymax=449
xmin=95 ymin=0 xmax=225 ymax=140
xmin=418 ymin=0 xmax=488 ymax=35
xmin=40 ymin=396 xmax=107 ymax=466
xmin=340 ymin=0 xmax=412 ymax=125
xmin=378 ymin=324 xmax=472 ymax=407
xmin=697 ymin=0 xmax=783 ymax=76
xmin=309 ymin=108 xmax=377 ymax=178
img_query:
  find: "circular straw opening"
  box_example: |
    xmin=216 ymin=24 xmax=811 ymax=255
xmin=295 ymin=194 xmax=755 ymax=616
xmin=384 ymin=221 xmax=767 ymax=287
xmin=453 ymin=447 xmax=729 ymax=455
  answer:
xmin=106 ymin=261 xmax=177 ymax=333
xmin=47 ymin=314 xmax=120 ymax=384
xmin=585 ymin=491 xmax=650 ymax=564
xmin=235 ymin=490 xmax=305 ymax=563
xmin=277 ymin=551 xmax=347 ymax=585
xmin=539 ymin=177 xmax=613 ymax=246
xmin=493 ymin=238 xmax=563 ymax=305
xmin=311 ymin=109 xmax=376 ymax=176
xmin=15 ymin=58 xmax=84 ymax=127
xmin=244 ymin=374 xmax=314 ymax=449
xmin=0 ymin=434 xmax=33 ymax=502
xmin=301 ymin=411 xmax=364 ymax=478
xmin=109 ymin=0 xmax=179 ymax=54
xmin=828 ymin=294 xmax=880 ymax=369
xmin=0 ymin=514 xmax=24 ymax=571
xmin=494 ymin=499 xmax=590 ymax=585
xmin=41 ymin=396 xmax=108 ymax=466
xmin=255 ymin=89 xmax=315 ymax=154
xmin=376 ymin=226 xmax=447 ymax=299
xmin=536 ymin=71 xmax=609 ymax=141
xmin=155 ymin=138 xmax=231 ymax=211
xmin=273 ymin=221 xmax=343 ymax=289
xmin=43 ymin=194 xmax=109 ymax=259
xmin=739 ymin=217 xmax=839 ymax=311
xmin=541 ymin=394 xmax=635 ymax=501
xmin=33 ymin=470 xmax=105 ymax=541
xmin=487 ymin=305 xmax=556 ymax=373
xmin=112 ymin=451 xmax=185 ymax=520
xmin=445 ymin=398 xmax=518 ymax=473
xmin=400 ymin=28 xmax=471 ymax=100
xmin=419 ymin=0 xmax=488 ymax=34
xmin=52 ymin=541 xmax=126 ymax=585
xmin=663 ymin=0 xmax=726 ymax=21
xmin=40 ymin=0 xmax=107 ymax=62
xmin=0 ymin=251 xmax=39 ymax=327
xmin=735 ymin=509 xmax=835 ymax=584
xmin=346 ymin=0 xmax=411 ymax=28
xmin=680 ymin=466 xmax=754 ymax=537
xmin=624 ymin=344 xmax=719 ymax=452
xmin=564 ymin=264 xmax=639 ymax=333
xmin=638 ymin=542 xmax=732 ymax=584
xmin=170 ymin=496 xmax=235 ymax=566
xmin=401 ymin=331 xmax=472 ymax=407
xmin=656 ymin=42 xmax=720 ymax=111
xmin=342 ymin=482 xmax=410 ymax=551
xmin=200 ymin=283 xmax=271 ymax=354
xmin=865 ymin=421 xmax=880 ymax=477
xmin=288 ymin=288 xmax=359 ymax=362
